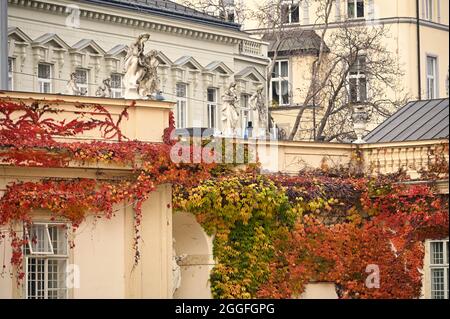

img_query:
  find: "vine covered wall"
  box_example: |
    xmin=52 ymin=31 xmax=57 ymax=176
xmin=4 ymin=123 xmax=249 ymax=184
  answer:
xmin=174 ymin=171 xmax=449 ymax=299
xmin=0 ymin=98 xmax=448 ymax=299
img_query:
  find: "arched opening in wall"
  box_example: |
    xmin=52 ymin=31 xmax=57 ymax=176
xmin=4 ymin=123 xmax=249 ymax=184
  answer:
xmin=172 ymin=212 xmax=214 ymax=299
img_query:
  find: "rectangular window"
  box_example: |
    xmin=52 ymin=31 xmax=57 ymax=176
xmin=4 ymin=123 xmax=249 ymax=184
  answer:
xmin=271 ymin=60 xmax=290 ymax=106
xmin=176 ymin=83 xmax=188 ymax=129
xmin=38 ymin=64 xmax=52 ymax=94
xmin=429 ymin=240 xmax=449 ymax=299
xmin=347 ymin=0 xmax=364 ymax=19
xmin=110 ymin=74 xmax=123 ymax=98
xmin=425 ymin=0 xmax=433 ymax=20
xmin=427 ymin=56 xmax=438 ymax=99
xmin=348 ymin=55 xmax=367 ymax=103
xmin=8 ymin=58 xmax=14 ymax=90
xmin=207 ymin=88 xmax=218 ymax=129
xmin=24 ymin=223 xmax=69 ymax=299
xmin=281 ymin=1 xmax=300 ymax=24
xmin=75 ymin=69 xmax=89 ymax=96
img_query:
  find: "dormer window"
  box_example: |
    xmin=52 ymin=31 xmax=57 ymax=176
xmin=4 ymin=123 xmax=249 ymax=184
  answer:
xmin=281 ymin=1 xmax=300 ymax=24
xmin=347 ymin=0 xmax=364 ymax=19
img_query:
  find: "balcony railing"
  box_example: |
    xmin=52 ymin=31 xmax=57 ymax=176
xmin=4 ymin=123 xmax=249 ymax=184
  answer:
xmin=362 ymin=141 xmax=449 ymax=179
xmin=239 ymin=40 xmax=264 ymax=57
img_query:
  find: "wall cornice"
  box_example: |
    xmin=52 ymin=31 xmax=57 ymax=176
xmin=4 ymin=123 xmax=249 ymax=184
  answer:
xmin=8 ymin=0 xmax=263 ymax=46
xmin=247 ymin=16 xmax=449 ymax=33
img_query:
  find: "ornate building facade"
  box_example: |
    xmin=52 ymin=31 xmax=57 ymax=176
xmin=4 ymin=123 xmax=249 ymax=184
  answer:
xmin=6 ymin=0 xmax=270 ymax=136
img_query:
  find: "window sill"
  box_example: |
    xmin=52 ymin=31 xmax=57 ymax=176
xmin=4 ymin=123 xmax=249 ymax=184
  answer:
xmin=346 ymin=17 xmax=366 ymax=22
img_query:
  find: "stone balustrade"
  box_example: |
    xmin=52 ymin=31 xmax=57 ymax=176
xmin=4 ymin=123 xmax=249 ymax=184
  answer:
xmin=360 ymin=140 xmax=449 ymax=179
xmin=239 ymin=39 xmax=264 ymax=57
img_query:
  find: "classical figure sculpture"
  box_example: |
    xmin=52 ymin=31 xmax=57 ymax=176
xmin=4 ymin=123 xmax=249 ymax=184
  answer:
xmin=221 ymin=82 xmax=240 ymax=136
xmin=249 ymin=86 xmax=267 ymax=137
xmin=139 ymin=50 xmax=160 ymax=97
xmin=66 ymin=72 xmax=84 ymax=96
xmin=95 ymin=78 xmax=112 ymax=98
xmin=123 ymin=33 xmax=160 ymax=99
xmin=172 ymin=238 xmax=187 ymax=296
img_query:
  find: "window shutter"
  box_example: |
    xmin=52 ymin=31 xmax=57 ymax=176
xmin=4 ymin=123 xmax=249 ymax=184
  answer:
xmin=368 ymin=0 xmax=375 ymax=19
xmin=303 ymin=0 xmax=310 ymax=24
xmin=335 ymin=0 xmax=341 ymax=21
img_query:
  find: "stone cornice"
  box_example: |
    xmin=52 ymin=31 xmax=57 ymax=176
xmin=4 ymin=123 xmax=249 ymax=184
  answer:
xmin=8 ymin=0 xmax=264 ymax=46
xmin=247 ymin=16 xmax=449 ymax=33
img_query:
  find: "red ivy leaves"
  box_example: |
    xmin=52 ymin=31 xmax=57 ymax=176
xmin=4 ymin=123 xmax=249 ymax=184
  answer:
xmin=257 ymin=177 xmax=448 ymax=299
xmin=0 ymin=99 xmax=215 ymax=277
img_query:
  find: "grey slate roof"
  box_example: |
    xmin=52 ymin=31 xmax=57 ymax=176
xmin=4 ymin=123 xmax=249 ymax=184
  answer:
xmin=262 ymin=30 xmax=330 ymax=56
xmin=364 ymin=98 xmax=449 ymax=143
xmin=79 ymin=0 xmax=241 ymax=31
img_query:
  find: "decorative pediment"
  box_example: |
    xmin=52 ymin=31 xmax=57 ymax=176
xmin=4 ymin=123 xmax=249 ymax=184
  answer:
xmin=70 ymin=39 xmax=105 ymax=55
xmin=8 ymin=27 xmax=32 ymax=43
xmin=204 ymin=61 xmax=233 ymax=75
xmin=32 ymin=33 xmax=70 ymax=50
xmin=105 ymin=44 xmax=128 ymax=58
xmin=173 ymin=56 xmax=203 ymax=71
xmin=8 ymin=27 xmax=31 ymax=72
xmin=235 ymin=66 xmax=265 ymax=83
xmin=104 ymin=45 xmax=128 ymax=74
xmin=155 ymin=51 xmax=172 ymax=66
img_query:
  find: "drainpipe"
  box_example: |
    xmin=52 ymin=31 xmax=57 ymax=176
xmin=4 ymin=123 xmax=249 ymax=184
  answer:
xmin=0 ymin=0 xmax=8 ymax=90
xmin=416 ymin=0 xmax=422 ymax=100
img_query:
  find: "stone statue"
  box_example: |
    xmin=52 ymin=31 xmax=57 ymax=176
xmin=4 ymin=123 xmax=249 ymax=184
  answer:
xmin=123 ymin=33 xmax=160 ymax=99
xmin=221 ymin=82 xmax=240 ymax=136
xmin=66 ymin=72 xmax=84 ymax=96
xmin=139 ymin=50 xmax=160 ymax=97
xmin=172 ymin=238 xmax=187 ymax=296
xmin=95 ymin=78 xmax=112 ymax=98
xmin=249 ymin=86 xmax=267 ymax=137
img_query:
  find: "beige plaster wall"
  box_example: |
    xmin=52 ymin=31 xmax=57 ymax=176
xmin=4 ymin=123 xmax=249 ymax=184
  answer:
xmin=173 ymin=212 xmax=214 ymax=299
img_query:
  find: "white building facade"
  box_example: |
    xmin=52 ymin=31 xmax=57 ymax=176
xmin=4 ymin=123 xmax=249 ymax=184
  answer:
xmin=7 ymin=0 xmax=270 ymax=136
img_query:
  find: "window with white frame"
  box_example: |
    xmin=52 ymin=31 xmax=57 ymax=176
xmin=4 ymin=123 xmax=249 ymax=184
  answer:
xmin=38 ymin=63 xmax=52 ymax=94
xmin=425 ymin=0 xmax=433 ymax=20
xmin=347 ymin=0 xmax=364 ymax=19
xmin=24 ymin=223 xmax=69 ymax=299
xmin=176 ymin=83 xmax=188 ymax=129
xmin=271 ymin=60 xmax=290 ymax=106
xmin=75 ymin=69 xmax=89 ymax=96
xmin=281 ymin=0 xmax=300 ymax=24
xmin=427 ymin=56 xmax=438 ymax=99
xmin=429 ymin=240 xmax=449 ymax=299
xmin=8 ymin=58 xmax=14 ymax=90
xmin=110 ymin=73 xmax=123 ymax=98
xmin=207 ymin=88 xmax=218 ymax=129
xmin=348 ymin=55 xmax=367 ymax=103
